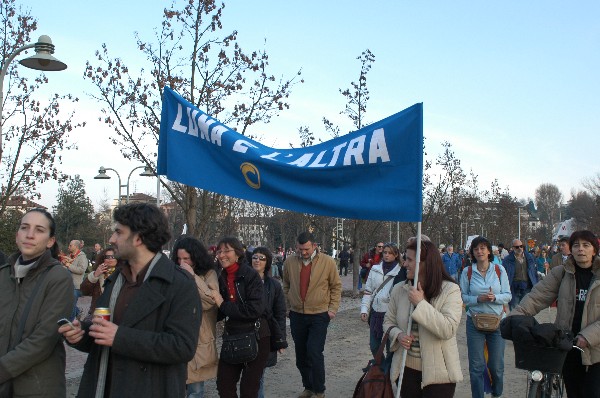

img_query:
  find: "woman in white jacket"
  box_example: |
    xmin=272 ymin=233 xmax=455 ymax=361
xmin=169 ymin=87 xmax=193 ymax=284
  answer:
xmin=383 ymin=240 xmax=463 ymax=397
xmin=360 ymin=243 xmax=405 ymax=372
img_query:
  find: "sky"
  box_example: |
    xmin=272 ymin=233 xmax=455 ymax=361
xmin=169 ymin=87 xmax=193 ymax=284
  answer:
xmin=15 ymin=0 xmax=600 ymax=211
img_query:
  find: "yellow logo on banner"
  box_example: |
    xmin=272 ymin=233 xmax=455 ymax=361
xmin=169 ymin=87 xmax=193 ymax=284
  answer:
xmin=240 ymin=162 xmax=260 ymax=189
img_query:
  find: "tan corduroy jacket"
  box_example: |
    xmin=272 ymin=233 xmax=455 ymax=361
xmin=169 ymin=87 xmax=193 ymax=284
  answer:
xmin=383 ymin=280 xmax=464 ymax=387
xmin=282 ymin=251 xmax=342 ymax=315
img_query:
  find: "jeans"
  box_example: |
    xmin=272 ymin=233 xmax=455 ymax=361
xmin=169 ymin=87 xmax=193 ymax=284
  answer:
xmin=71 ymin=289 xmax=82 ymax=321
xmin=257 ymin=367 xmax=267 ymax=398
xmin=509 ymin=284 xmax=531 ymax=310
xmin=186 ymin=381 xmax=204 ymax=398
xmin=271 ymin=264 xmax=280 ymax=279
xmin=466 ymin=316 xmax=505 ymax=398
xmin=289 ymin=311 xmax=330 ymax=394
xmin=369 ymin=329 xmax=392 ymax=374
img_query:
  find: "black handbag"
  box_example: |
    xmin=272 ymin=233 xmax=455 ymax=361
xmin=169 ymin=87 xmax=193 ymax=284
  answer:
xmin=220 ymin=320 xmax=260 ymax=364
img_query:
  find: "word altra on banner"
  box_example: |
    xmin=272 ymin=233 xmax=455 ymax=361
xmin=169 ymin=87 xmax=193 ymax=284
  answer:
xmin=171 ymin=103 xmax=391 ymax=169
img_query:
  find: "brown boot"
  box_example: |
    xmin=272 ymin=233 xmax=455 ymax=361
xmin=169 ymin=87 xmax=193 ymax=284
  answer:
xmin=314 ymin=393 xmax=325 ymax=398
xmin=297 ymin=389 xmax=314 ymax=398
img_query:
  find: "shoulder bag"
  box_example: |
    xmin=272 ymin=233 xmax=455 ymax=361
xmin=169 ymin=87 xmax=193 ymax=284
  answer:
xmin=352 ymin=326 xmax=394 ymax=398
xmin=220 ymin=320 xmax=260 ymax=365
xmin=367 ymin=274 xmax=394 ymax=324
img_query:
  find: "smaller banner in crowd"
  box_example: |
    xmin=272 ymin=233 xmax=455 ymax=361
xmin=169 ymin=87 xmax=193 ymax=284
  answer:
xmin=157 ymin=87 xmax=423 ymax=221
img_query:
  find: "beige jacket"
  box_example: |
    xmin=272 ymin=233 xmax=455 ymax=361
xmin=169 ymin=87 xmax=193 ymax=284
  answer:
xmin=282 ymin=251 xmax=342 ymax=315
xmin=383 ymin=280 xmax=464 ymax=387
xmin=187 ymin=269 xmax=219 ymax=384
xmin=511 ymin=256 xmax=600 ymax=365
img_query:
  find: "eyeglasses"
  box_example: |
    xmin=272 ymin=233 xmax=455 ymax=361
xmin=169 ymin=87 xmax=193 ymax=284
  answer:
xmin=376 ymin=245 xmax=384 ymax=248
xmin=216 ymin=249 xmax=234 ymax=256
xmin=513 ymin=245 xmax=524 ymax=249
xmin=105 ymin=255 xmax=115 ymax=259
xmin=252 ymin=255 xmax=267 ymax=261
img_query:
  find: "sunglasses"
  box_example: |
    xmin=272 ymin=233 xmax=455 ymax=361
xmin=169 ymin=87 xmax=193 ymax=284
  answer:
xmin=513 ymin=245 xmax=524 ymax=249
xmin=376 ymin=245 xmax=384 ymax=248
xmin=105 ymin=255 xmax=115 ymax=259
xmin=252 ymin=255 xmax=267 ymax=261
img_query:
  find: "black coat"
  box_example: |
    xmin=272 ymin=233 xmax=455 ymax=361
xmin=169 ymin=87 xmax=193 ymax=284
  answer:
xmin=217 ymin=262 xmax=268 ymax=337
xmin=72 ymin=254 xmax=201 ymax=398
xmin=263 ymin=276 xmax=288 ymax=367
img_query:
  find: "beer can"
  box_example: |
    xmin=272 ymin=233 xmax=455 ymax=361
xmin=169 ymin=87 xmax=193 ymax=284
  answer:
xmin=93 ymin=307 xmax=111 ymax=321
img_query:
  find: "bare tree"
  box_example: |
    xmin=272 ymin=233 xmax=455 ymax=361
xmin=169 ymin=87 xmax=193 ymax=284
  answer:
xmin=0 ymin=0 xmax=84 ymax=215
xmin=84 ymin=0 xmax=302 ymax=237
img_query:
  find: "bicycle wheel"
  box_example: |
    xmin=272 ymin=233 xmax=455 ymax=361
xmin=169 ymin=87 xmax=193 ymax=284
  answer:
xmin=540 ymin=373 xmax=564 ymax=398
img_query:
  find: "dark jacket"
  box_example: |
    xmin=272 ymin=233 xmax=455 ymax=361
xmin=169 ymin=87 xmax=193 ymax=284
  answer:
xmin=264 ymin=276 xmax=288 ymax=367
xmin=72 ymin=253 xmax=201 ymax=398
xmin=502 ymin=251 xmax=539 ymax=288
xmin=218 ymin=262 xmax=269 ymax=338
xmin=0 ymin=250 xmax=73 ymax=397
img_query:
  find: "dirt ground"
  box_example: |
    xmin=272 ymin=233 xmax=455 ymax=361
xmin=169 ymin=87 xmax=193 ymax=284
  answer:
xmin=67 ymin=288 xmax=558 ymax=397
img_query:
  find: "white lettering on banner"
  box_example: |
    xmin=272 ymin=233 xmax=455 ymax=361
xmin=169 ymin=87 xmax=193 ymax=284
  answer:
xmin=369 ymin=129 xmax=390 ymax=163
xmin=171 ymin=102 xmax=393 ymax=168
xmin=233 ymin=140 xmax=259 ymax=153
xmin=344 ymin=136 xmax=366 ymax=165
xmin=172 ymin=104 xmax=187 ymax=133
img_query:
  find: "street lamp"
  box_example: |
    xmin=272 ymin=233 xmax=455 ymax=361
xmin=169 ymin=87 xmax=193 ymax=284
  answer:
xmin=0 ymin=35 xmax=67 ymax=164
xmin=94 ymin=165 xmax=154 ymax=205
xmin=460 ymin=222 xmax=468 ymax=249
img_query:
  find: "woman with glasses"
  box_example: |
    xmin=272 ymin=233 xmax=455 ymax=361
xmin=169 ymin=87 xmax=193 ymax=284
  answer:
xmin=171 ymin=236 xmax=219 ymax=398
xmin=208 ymin=237 xmax=269 ymax=398
xmin=460 ymin=236 xmax=512 ymax=398
xmin=360 ymin=243 xmax=405 ymax=373
xmin=80 ymin=247 xmax=119 ymax=321
xmin=251 ymin=247 xmax=288 ymax=398
xmin=384 ymin=239 xmax=463 ymax=396
xmin=508 ymin=230 xmax=600 ymax=398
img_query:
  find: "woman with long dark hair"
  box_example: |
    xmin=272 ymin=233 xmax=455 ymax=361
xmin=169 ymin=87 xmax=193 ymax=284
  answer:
xmin=383 ymin=239 xmax=463 ymax=396
xmin=171 ymin=236 xmax=219 ymax=398
xmin=0 ymin=208 xmax=73 ymax=396
xmin=208 ymin=237 xmax=268 ymax=398
xmin=460 ymin=236 xmax=512 ymax=398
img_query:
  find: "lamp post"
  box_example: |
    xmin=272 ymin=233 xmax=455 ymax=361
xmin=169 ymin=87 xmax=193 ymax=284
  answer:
xmin=460 ymin=222 xmax=468 ymax=249
xmin=94 ymin=165 xmax=154 ymax=205
xmin=0 ymin=35 xmax=67 ymax=165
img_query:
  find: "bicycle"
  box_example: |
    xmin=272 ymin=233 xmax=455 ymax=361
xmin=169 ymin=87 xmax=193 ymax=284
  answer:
xmin=512 ymin=341 xmax=583 ymax=398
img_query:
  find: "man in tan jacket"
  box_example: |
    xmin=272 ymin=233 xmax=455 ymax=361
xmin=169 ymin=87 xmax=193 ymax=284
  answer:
xmin=282 ymin=232 xmax=342 ymax=398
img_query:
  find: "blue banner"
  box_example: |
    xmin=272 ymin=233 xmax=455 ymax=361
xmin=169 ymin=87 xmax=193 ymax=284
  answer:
xmin=158 ymin=87 xmax=423 ymax=221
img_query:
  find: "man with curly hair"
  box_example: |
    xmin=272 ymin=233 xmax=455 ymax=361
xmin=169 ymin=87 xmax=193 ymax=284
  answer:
xmin=59 ymin=203 xmax=201 ymax=397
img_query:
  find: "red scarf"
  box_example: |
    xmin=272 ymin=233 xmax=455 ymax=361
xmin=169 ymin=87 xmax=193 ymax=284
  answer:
xmin=225 ymin=262 xmax=239 ymax=302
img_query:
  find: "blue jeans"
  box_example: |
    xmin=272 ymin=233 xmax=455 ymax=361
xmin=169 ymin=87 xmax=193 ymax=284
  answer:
xmin=369 ymin=329 xmax=392 ymax=374
xmin=186 ymin=381 xmax=204 ymax=398
xmin=509 ymin=284 xmax=531 ymax=310
xmin=258 ymin=367 xmax=267 ymax=398
xmin=466 ymin=316 xmax=505 ymax=398
xmin=289 ymin=311 xmax=330 ymax=394
xmin=71 ymin=289 xmax=82 ymax=321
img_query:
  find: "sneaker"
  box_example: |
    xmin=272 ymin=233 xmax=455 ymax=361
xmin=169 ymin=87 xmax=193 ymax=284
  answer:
xmin=297 ymin=389 xmax=314 ymax=398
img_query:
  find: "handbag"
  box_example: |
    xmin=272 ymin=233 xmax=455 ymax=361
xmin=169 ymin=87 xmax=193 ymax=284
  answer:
xmin=366 ymin=275 xmax=394 ymax=325
xmin=220 ymin=320 xmax=260 ymax=364
xmin=352 ymin=326 xmax=394 ymax=398
xmin=472 ymin=312 xmax=502 ymax=332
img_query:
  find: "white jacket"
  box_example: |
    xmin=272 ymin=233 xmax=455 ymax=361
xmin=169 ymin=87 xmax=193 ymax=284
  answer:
xmin=383 ymin=280 xmax=464 ymax=387
xmin=360 ymin=262 xmax=401 ymax=314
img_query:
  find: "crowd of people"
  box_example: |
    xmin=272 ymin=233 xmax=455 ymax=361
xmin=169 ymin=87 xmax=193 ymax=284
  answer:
xmin=1 ymin=203 xmax=599 ymax=398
